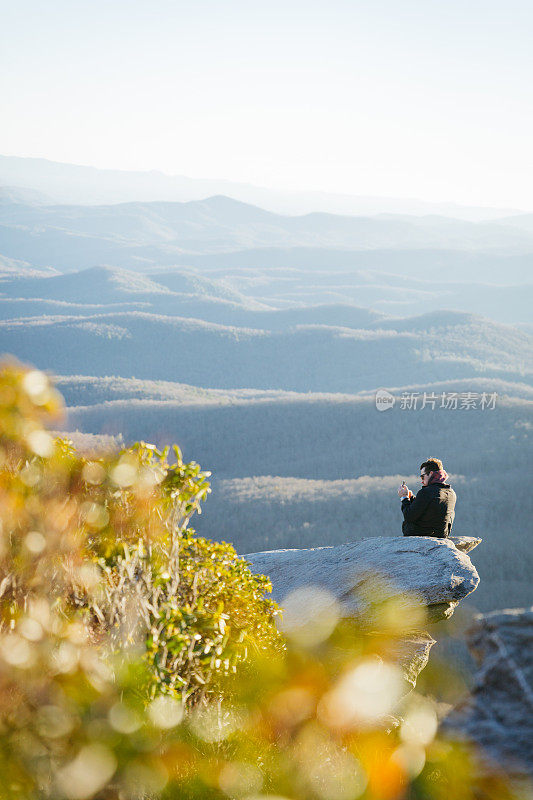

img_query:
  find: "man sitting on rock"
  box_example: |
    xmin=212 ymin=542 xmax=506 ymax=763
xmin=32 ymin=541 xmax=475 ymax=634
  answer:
xmin=398 ymin=458 xmax=456 ymax=538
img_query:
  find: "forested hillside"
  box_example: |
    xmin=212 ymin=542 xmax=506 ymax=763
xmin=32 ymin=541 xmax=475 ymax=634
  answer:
xmin=1 ymin=310 xmax=531 ymax=391
xmin=61 ymin=375 xmax=532 ymax=614
xmin=1 ymin=263 xmax=531 ymax=326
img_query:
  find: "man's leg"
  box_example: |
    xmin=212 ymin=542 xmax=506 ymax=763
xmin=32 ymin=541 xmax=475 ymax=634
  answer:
xmin=402 ymin=521 xmax=422 ymax=536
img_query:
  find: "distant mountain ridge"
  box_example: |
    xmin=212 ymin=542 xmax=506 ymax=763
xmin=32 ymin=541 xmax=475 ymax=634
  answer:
xmin=0 ymin=154 xmax=522 ymax=219
xmin=1 ymin=194 xmax=533 ymax=253
xmin=1 ymin=265 xmax=531 ymax=326
xmin=2 ymin=193 xmax=533 ymax=284
xmin=0 ymin=184 xmax=53 ymax=205
xmin=0 ymin=265 xmax=269 ymax=311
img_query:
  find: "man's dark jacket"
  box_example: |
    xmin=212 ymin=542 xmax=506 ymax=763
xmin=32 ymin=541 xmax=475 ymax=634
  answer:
xmin=401 ymin=482 xmax=456 ymax=538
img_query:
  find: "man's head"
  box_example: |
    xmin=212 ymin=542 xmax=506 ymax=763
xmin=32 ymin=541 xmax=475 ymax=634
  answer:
xmin=420 ymin=457 xmax=443 ymax=485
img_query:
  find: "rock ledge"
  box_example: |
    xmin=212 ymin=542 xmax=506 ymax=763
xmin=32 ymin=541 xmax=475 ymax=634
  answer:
xmin=245 ymin=536 xmax=481 ymax=689
xmin=246 ymin=536 xmax=480 ymax=623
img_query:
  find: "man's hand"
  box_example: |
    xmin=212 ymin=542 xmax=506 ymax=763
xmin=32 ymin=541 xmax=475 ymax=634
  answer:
xmin=398 ymin=483 xmax=409 ymax=498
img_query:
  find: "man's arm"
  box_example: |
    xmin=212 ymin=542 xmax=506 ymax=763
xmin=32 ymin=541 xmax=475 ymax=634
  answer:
xmin=401 ymin=488 xmax=432 ymax=522
xmin=446 ymin=488 xmax=456 ymax=534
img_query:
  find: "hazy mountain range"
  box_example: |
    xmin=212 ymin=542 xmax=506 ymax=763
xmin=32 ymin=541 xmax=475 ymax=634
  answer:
xmin=2 ymin=183 xmax=533 ymax=292
xmin=2 ymin=193 xmax=533 ymax=264
xmin=0 ymin=154 xmax=522 ymax=219
xmin=0 ymin=156 xmax=531 ymax=620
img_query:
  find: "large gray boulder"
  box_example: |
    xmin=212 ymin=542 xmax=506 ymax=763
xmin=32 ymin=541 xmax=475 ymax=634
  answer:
xmin=245 ymin=536 xmax=480 ymax=689
xmin=245 ymin=536 xmax=480 ymax=625
xmin=445 ymin=607 xmax=533 ymax=778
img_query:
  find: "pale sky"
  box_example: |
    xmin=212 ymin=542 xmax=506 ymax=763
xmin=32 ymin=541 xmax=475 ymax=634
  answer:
xmin=2 ymin=0 xmax=533 ymax=208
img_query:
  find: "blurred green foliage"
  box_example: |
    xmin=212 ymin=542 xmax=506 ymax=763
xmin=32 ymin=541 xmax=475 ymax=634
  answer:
xmin=0 ymin=360 xmax=525 ymax=800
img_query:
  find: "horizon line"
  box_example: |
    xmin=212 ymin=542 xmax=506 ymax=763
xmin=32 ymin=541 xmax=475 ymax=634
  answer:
xmin=0 ymin=152 xmax=527 ymax=216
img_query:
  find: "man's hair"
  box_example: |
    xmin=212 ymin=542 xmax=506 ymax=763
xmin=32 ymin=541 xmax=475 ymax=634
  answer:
xmin=420 ymin=457 xmax=443 ymax=474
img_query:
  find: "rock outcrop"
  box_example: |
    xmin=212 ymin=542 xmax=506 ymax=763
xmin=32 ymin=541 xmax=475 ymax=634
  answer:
xmin=245 ymin=536 xmax=480 ymax=689
xmin=246 ymin=536 xmax=480 ymax=623
xmin=445 ymin=607 xmax=533 ymax=779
